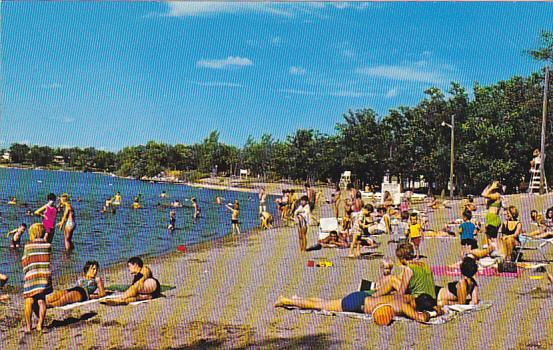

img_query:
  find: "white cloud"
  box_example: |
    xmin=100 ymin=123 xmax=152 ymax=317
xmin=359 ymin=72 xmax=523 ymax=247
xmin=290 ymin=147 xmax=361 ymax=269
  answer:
xmin=385 ymin=87 xmax=399 ymax=98
xmin=196 ymin=56 xmax=253 ymax=69
xmin=340 ymin=49 xmax=356 ymax=58
xmin=46 ymin=116 xmax=75 ymax=124
xmin=277 ymin=88 xmax=374 ymax=98
xmin=356 ymin=65 xmax=450 ymax=85
xmin=332 ymin=3 xmax=350 ymax=10
xmin=40 ymin=83 xmax=62 ymax=90
xmin=164 ymin=3 xmax=293 ymax=18
xmin=271 ymin=36 xmax=283 ymax=46
xmin=188 ymin=80 xmax=243 ymax=88
xmin=289 ymin=66 xmax=306 ymax=76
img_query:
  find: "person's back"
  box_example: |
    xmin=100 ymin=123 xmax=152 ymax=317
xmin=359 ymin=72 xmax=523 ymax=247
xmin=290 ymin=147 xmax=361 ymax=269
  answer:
xmin=459 ymin=220 xmax=476 ymax=241
xmin=406 ymin=261 xmax=436 ymax=299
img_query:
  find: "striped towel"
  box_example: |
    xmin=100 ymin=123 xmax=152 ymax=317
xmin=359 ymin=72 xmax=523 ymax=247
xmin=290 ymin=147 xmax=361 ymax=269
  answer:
xmin=22 ymin=240 xmax=53 ymax=298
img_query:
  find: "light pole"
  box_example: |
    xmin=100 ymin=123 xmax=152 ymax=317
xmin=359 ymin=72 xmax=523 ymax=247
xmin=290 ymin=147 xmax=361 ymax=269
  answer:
xmin=441 ymin=115 xmax=455 ymax=199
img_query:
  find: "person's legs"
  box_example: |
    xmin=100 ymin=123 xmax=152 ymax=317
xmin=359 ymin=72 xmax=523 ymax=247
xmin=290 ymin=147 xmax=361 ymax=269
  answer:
xmin=236 ymin=223 xmax=241 ymax=235
xmin=275 ymin=295 xmax=342 ymax=311
xmin=46 ymin=290 xmax=66 ymax=305
xmin=375 ymin=275 xmax=401 ymax=291
xmin=64 ymin=225 xmax=75 ymax=251
xmin=36 ymin=298 xmax=46 ymax=331
xmin=24 ymin=298 xmax=34 ymax=332
xmin=467 ymin=245 xmax=494 ymax=259
xmin=349 ymin=233 xmax=360 ymax=257
xmin=47 ymin=291 xmax=83 ymax=308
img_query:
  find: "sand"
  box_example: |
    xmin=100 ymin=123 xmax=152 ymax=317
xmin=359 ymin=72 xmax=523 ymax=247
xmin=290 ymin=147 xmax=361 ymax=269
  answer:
xmin=1 ymin=189 xmax=553 ymax=350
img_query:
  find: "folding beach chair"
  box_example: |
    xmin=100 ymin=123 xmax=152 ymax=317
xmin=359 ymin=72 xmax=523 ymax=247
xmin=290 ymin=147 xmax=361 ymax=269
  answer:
xmin=318 ymin=217 xmax=339 ymax=240
xmin=514 ymin=235 xmax=553 ymax=262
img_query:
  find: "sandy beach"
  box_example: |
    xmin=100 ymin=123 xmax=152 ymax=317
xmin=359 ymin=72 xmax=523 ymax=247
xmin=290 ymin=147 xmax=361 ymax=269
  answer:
xmin=1 ymin=189 xmax=553 ymax=350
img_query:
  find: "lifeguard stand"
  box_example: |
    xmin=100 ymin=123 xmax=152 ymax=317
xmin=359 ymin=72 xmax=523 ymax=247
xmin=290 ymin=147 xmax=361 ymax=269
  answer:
xmin=528 ymin=150 xmax=548 ymax=194
xmin=339 ymin=171 xmax=351 ymax=189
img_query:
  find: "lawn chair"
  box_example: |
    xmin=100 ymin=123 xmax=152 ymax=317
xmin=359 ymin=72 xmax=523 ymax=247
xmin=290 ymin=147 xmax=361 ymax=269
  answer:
xmin=514 ymin=235 xmax=553 ymax=262
xmin=318 ymin=217 xmax=339 ymax=240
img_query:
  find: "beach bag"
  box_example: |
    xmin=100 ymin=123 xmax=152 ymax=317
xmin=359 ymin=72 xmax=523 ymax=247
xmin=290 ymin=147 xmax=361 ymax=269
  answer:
xmin=497 ymin=261 xmax=517 ymax=273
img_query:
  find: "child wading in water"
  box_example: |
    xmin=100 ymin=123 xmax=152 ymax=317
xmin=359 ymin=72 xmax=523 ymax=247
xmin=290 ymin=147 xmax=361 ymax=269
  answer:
xmin=226 ymin=201 xmax=241 ymax=235
xmin=406 ymin=212 xmax=424 ymax=260
xmin=34 ymin=193 xmax=58 ymax=243
xmin=168 ymin=211 xmax=176 ymax=232
xmin=7 ymin=223 xmax=27 ymax=249
xmin=294 ymin=196 xmax=311 ymax=252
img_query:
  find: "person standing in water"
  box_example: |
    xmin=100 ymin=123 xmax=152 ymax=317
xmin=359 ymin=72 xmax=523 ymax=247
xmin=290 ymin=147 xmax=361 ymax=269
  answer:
xmin=259 ymin=188 xmax=267 ymax=214
xmin=226 ymin=201 xmax=241 ymax=235
xmin=57 ymin=193 xmax=76 ymax=251
xmin=34 ymin=193 xmax=58 ymax=243
xmin=191 ymin=197 xmax=201 ymax=220
xmin=112 ymin=191 xmax=122 ymax=205
xmin=168 ymin=211 xmax=176 ymax=232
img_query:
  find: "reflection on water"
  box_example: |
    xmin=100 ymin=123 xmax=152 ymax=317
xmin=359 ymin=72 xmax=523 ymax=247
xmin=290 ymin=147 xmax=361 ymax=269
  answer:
xmin=0 ymin=168 xmax=272 ymax=285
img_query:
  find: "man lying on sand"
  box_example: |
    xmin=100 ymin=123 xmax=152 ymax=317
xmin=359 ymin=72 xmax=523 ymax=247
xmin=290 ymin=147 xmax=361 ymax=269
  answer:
xmin=275 ymin=293 xmax=442 ymax=326
xmin=101 ymin=257 xmax=161 ymax=306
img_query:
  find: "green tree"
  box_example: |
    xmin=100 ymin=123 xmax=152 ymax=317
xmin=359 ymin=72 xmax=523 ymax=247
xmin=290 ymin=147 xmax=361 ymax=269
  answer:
xmin=9 ymin=143 xmax=30 ymax=163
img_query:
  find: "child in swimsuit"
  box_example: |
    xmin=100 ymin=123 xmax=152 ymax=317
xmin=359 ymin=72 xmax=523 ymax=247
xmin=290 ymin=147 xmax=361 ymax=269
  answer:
xmin=168 ymin=211 xmax=176 ymax=231
xmin=7 ymin=223 xmax=27 ymax=248
xmin=226 ymin=201 xmax=241 ymax=235
xmin=34 ymin=193 xmax=58 ymax=243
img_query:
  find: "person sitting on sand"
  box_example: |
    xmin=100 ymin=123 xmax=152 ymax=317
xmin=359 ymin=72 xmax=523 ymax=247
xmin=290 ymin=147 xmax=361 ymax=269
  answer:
xmin=34 ymin=193 xmax=58 ymax=243
xmin=436 ymin=257 xmax=479 ymax=307
xmin=46 ymin=260 xmax=106 ymax=308
xmin=226 ymin=201 xmax=241 ymax=235
xmin=101 ymin=257 xmax=161 ymax=306
xmin=8 ymin=196 xmax=17 ymax=205
xmin=526 ymin=209 xmax=553 ymax=239
xmin=294 ymin=196 xmax=311 ymax=252
xmin=349 ymin=204 xmax=378 ymax=257
xmin=371 ymin=243 xmax=437 ymax=308
xmin=22 ymin=223 xmax=52 ymax=333
xmin=427 ymin=195 xmax=451 ymax=210
xmin=7 ymin=223 xmax=27 ymax=249
xmin=274 ymin=292 xmax=442 ymax=326
xmin=369 ymin=206 xmax=391 ymax=235
xmin=260 ymin=211 xmax=274 ymax=230
xmin=57 ymin=193 xmax=76 ymax=251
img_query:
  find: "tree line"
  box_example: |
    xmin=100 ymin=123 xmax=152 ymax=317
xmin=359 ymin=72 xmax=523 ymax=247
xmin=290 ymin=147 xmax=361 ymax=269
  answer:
xmin=2 ymin=72 xmax=552 ymax=195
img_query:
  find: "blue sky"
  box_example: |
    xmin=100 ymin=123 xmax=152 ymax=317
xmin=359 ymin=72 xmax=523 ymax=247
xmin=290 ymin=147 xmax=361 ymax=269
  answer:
xmin=2 ymin=2 xmax=552 ymax=150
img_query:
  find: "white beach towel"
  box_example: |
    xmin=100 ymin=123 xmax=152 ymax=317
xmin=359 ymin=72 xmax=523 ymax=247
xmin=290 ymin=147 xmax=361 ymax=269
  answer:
xmin=286 ymin=301 xmax=492 ymax=325
xmin=57 ymin=299 xmax=99 ymax=311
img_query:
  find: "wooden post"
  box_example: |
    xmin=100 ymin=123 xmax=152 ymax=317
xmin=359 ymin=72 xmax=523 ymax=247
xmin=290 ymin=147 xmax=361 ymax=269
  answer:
xmin=540 ymin=66 xmax=549 ymax=195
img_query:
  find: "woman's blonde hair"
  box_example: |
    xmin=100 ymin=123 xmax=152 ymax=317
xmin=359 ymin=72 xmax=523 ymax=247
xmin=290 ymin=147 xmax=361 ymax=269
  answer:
xmin=28 ymin=223 xmax=45 ymax=240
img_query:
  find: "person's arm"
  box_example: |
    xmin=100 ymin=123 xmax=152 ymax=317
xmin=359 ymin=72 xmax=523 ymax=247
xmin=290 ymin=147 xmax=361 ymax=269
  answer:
xmin=90 ymin=277 xmax=106 ymax=299
xmin=133 ymin=266 xmax=152 ymax=287
xmin=6 ymin=229 xmax=16 ymax=238
xmin=58 ymin=206 xmax=70 ymax=230
xmin=470 ymin=286 xmax=479 ymax=305
xmin=514 ymin=222 xmax=523 ymax=239
xmin=34 ymin=204 xmax=47 ymax=217
xmin=456 ymin=280 xmax=469 ymax=305
xmin=400 ymin=302 xmax=429 ymax=323
xmin=397 ymin=267 xmax=413 ymax=295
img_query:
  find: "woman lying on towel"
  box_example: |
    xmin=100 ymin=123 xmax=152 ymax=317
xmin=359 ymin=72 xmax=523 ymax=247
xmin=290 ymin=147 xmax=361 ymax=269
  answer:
xmin=436 ymin=257 xmax=479 ymax=307
xmin=46 ymin=260 xmax=106 ymax=308
xmin=274 ymin=293 xmax=442 ymax=326
xmin=101 ymin=257 xmax=161 ymax=306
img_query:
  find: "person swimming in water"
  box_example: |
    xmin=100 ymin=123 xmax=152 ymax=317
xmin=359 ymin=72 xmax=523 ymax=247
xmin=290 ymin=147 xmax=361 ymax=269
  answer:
xmin=132 ymin=195 xmax=141 ymax=209
xmin=7 ymin=196 xmax=17 ymax=205
xmin=7 ymin=223 xmax=27 ymax=249
xmin=46 ymin=260 xmax=106 ymax=308
xmin=57 ymin=193 xmax=76 ymax=251
xmin=160 ymin=191 xmax=167 ymax=198
xmin=100 ymin=257 xmax=161 ymax=306
xmin=34 ymin=193 xmax=58 ymax=243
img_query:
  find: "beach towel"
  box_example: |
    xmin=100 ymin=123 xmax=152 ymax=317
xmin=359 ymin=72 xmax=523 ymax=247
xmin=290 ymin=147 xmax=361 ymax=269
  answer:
xmin=98 ymin=294 xmax=161 ymax=306
xmin=282 ymin=302 xmax=492 ymax=325
xmin=431 ymin=265 xmax=523 ymax=278
xmin=57 ymin=298 xmax=99 ymax=311
xmin=105 ymin=284 xmax=176 ymax=293
xmin=22 ymin=240 xmax=53 ymax=298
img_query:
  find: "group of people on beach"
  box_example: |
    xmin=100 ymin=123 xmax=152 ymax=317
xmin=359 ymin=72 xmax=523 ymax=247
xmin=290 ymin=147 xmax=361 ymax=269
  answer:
xmin=272 ymin=175 xmax=553 ymax=326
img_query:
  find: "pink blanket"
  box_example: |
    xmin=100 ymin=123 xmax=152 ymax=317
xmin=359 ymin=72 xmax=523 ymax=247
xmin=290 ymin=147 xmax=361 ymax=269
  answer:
xmin=431 ymin=265 xmax=522 ymax=278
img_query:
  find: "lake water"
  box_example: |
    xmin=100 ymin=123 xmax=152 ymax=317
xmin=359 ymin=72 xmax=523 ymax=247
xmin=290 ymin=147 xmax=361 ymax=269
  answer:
xmin=0 ymin=168 xmax=273 ymax=285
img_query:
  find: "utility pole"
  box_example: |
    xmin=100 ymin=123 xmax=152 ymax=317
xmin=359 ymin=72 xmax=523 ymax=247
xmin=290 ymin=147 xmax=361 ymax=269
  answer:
xmin=442 ymin=115 xmax=455 ymax=199
xmin=540 ymin=66 xmax=549 ymax=195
